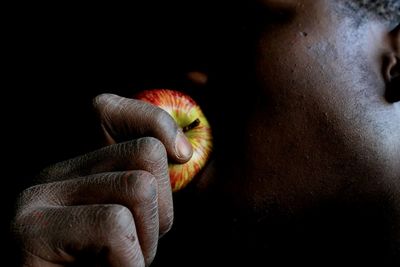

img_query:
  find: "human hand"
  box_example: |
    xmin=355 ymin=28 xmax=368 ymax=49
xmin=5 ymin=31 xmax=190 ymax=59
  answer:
xmin=13 ymin=93 xmax=193 ymax=266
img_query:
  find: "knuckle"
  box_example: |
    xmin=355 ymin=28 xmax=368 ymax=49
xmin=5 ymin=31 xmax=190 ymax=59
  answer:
xmin=92 ymin=93 xmax=120 ymax=120
xmin=137 ymin=137 xmax=167 ymax=164
xmin=154 ymin=109 xmax=176 ymax=131
xmin=93 ymin=93 xmax=114 ymax=109
xmin=160 ymin=209 xmax=174 ymax=234
xmin=93 ymin=93 xmax=109 ymax=112
xmin=153 ymin=108 xmax=170 ymax=125
xmin=133 ymin=258 xmax=145 ymax=267
xmin=126 ymin=171 xmax=158 ymax=205
xmin=98 ymin=205 xmax=134 ymax=234
xmin=17 ymin=185 xmax=46 ymax=210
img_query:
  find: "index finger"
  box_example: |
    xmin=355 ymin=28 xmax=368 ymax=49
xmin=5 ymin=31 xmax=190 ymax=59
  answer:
xmin=93 ymin=93 xmax=193 ymax=163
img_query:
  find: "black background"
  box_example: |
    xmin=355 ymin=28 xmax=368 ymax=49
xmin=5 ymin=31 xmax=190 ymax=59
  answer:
xmin=3 ymin=1 xmax=251 ymax=265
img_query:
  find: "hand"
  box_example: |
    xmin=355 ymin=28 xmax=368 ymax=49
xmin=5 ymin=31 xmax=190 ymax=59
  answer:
xmin=13 ymin=93 xmax=193 ymax=267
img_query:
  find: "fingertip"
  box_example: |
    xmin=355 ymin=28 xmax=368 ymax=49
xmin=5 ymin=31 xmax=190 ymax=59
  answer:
xmin=93 ymin=93 xmax=114 ymax=107
xmin=174 ymin=130 xmax=193 ymax=163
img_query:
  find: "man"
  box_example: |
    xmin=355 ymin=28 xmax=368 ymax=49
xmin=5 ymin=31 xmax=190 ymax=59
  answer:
xmin=11 ymin=0 xmax=400 ymax=266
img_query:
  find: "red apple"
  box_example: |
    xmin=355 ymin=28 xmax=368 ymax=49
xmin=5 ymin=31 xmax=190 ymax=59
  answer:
xmin=134 ymin=89 xmax=213 ymax=192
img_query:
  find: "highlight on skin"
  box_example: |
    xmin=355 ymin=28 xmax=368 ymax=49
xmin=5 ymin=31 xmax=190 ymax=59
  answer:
xmin=343 ymin=0 xmax=400 ymax=24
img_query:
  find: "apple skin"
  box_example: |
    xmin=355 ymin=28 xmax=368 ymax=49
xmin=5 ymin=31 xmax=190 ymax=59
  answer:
xmin=135 ymin=89 xmax=213 ymax=192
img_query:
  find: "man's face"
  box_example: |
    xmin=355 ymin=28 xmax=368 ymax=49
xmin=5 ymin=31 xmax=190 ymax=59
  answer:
xmin=215 ymin=0 xmax=400 ymax=217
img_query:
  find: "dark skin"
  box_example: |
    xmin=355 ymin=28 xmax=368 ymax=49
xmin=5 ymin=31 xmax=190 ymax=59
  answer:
xmin=12 ymin=0 xmax=400 ymax=266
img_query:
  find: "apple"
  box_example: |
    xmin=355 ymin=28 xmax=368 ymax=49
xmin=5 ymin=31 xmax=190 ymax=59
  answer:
xmin=134 ymin=89 xmax=213 ymax=192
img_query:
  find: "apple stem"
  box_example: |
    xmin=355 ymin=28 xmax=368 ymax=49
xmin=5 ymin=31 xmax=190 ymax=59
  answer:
xmin=183 ymin=118 xmax=200 ymax=132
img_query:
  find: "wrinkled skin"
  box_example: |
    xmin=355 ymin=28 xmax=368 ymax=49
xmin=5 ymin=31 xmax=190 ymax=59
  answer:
xmin=12 ymin=0 xmax=400 ymax=266
xmin=13 ymin=95 xmax=193 ymax=267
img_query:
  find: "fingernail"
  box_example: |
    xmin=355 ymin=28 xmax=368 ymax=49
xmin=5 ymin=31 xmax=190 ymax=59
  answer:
xmin=175 ymin=131 xmax=192 ymax=160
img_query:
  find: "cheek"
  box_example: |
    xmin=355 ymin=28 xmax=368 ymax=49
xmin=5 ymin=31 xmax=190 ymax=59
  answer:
xmin=233 ymin=32 xmax=339 ymax=209
xmin=240 ymin=99 xmax=346 ymax=212
xmin=238 ymin=31 xmax=400 ymax=212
